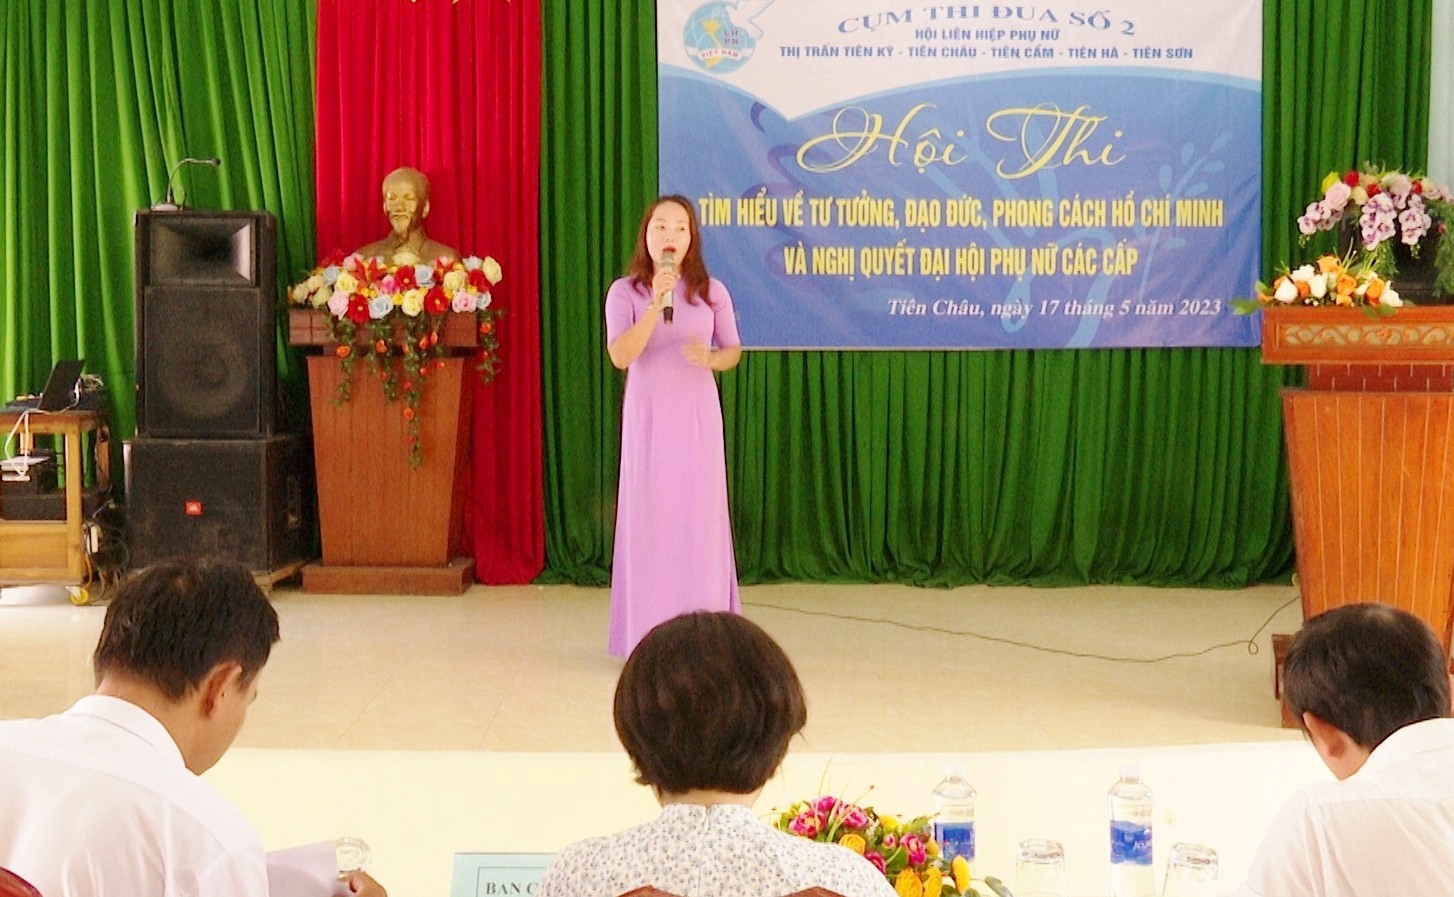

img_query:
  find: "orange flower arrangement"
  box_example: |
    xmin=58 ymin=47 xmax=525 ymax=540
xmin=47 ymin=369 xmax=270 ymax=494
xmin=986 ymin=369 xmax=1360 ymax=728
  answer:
xmin=1231 ymin=252 xmax=1404 ymax=316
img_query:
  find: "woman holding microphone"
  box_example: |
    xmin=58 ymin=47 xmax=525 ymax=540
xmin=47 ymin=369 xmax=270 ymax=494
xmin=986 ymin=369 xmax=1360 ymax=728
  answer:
xmin=604 ymin=195 xmax=743 ymax=658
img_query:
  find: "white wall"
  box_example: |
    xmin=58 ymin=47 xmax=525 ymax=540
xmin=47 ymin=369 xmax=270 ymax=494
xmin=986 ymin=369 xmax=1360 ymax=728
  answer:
xmin=1432 ymin=0 xmax=1453 ymax=180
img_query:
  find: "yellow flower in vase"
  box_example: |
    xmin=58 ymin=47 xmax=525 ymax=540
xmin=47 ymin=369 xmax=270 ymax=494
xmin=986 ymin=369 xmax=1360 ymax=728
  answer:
xmin=442 ymin=268 xmax=468 ymax=292
xmin=923 ymin=867 xmax=944 ymax=897
xmin=894 ymin=868 xmax=923 ymax=897
xmin=951 ymin=855 xmax=973 ymax=892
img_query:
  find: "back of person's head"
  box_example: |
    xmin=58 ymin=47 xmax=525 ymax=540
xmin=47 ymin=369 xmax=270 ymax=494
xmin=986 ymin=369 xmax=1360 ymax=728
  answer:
xmin=93 ymin=558 xmax=280 ymax=701
xmin=1284 ymin=602 xmax=1450 ymax=749
xmin=614 ymin=611 xmax=807 ymax=796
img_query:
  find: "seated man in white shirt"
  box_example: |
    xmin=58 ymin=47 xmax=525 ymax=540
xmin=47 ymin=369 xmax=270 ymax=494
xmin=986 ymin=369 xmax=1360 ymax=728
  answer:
xmin=1238 ymin=602 xmax=1454 ymax=897
xmin=0 ymin=558 xmax=387 ymax=897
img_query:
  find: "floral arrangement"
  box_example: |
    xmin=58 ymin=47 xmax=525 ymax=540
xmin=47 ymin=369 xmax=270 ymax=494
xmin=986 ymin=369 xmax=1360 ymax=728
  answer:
xmin=773 ymin=795 xmax=995 ymax=897
xmin=1297 ymin=165 xmax=1453 ymax=294
xmin=1231 ymin=252 xmax=1402 ymax=316
xmin=290 ymin=251 xmax=503 ymax=466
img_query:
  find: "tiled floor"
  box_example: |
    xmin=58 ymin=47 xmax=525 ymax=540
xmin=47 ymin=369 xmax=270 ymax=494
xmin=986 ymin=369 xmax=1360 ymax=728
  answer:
xmin=1 ymin=580 xmax=1305 ymax=752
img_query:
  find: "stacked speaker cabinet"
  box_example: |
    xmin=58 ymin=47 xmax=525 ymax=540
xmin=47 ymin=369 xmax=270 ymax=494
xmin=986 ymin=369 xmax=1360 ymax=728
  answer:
xmin=126 ymin=210 xmax=315 ymax=575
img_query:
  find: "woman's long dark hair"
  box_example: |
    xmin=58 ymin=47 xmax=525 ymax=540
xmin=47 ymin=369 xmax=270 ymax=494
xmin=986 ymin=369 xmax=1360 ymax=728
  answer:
xmin=626 ymin=195 xmax=712 ymax=305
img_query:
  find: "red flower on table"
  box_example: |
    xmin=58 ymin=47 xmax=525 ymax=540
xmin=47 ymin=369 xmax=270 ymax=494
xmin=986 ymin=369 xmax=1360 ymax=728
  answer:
xmin=467 ymin=268 xmax=490 ymax=292
xmin=360 ymin=257 xmax=388 ymax=285
xmin=396 ymin=266 xmax=418 ymax=290
xmin=424 ymin=285 xmax=449 ymax=314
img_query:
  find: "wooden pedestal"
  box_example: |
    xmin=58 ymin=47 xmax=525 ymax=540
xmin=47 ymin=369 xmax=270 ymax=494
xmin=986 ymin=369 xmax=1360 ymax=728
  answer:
xmin=1262 ymin=307 xmax=1454 ymax=658
xmin=296 ymin=310 xmax=478 ymax=595
xmin=301 ymin=556 xmax=474 ymax=595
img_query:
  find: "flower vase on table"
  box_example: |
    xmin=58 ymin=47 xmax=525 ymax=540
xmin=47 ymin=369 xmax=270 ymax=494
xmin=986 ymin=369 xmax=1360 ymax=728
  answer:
xmin=774 ymin=795 xmax=999 ymax=897
xmin=1299 ymin=166 xmax=1453 ymax=302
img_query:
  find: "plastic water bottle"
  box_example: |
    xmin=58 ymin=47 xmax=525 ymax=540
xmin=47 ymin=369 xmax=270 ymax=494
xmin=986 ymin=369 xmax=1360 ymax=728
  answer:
xmin=1109 ymin=766 xmax=1154 ymax=897
xmin=931 ymin=765 xmax=976 ymax=867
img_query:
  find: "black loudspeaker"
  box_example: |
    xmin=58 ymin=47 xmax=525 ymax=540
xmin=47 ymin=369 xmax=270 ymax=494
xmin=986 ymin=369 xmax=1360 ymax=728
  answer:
xmin=124 ymin=435 xmax=315 ymax=573
xmin=134 ymin=210 xmax=277 ymax=437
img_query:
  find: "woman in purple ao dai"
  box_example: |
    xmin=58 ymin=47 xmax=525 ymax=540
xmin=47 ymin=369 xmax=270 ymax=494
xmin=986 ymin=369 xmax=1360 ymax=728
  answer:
xmin=604 ymin=196 xmax=743 ymax=658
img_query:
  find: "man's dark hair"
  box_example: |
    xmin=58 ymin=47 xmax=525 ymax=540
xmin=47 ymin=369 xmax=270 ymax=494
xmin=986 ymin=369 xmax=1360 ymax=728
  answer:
xmin=614 ymin=612 xmax=807 ymax=795
xmin=93 ymin=558 xmax=280 ymax=700
xmin=1284 ymin=602 xmax=1450 ymax=749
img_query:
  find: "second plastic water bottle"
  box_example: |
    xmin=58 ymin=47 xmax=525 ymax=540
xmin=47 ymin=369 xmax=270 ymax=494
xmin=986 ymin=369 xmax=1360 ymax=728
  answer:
xmin=931 ymin=765 xmax=976 ymax=867
xmin=1109 ymin=765 xmax=1154 ymax=897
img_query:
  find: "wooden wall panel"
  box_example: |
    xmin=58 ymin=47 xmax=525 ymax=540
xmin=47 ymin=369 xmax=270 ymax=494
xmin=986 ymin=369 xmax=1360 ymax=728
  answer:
xmin=1283 ymin=391 xmax=1454 ymax=650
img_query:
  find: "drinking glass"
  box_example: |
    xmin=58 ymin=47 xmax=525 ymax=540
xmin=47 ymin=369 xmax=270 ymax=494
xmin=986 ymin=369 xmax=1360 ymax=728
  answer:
xmin=1163 ymin=842 xmax=1218 ymax=897
xmin=334 ymin=836 xmax=372 ymax=874
xmin=1015 ymin=838 xmax=1067 ymax=897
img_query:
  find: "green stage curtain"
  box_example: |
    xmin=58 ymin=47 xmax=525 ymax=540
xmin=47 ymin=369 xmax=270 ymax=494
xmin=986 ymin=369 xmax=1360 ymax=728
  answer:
xmin=540 ymin=0 xmax=1432 ymax=587
xmin=0 ymin=0 xmax=315 ymax=438
xmin=540 ymin=0 xmax=660 ymax=584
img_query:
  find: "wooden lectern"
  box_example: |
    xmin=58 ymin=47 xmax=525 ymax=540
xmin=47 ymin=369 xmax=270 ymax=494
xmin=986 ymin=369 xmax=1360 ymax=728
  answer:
xmin=289 ymin=309 xmax=479 ymax=594
xmin=1262 ymin=306 xmax=1454 ymax=657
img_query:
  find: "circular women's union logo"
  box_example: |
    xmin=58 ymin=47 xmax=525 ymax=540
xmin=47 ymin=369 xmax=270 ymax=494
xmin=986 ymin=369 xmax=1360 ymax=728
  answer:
xmin=683 ymin=0 xmax=771 ymax=75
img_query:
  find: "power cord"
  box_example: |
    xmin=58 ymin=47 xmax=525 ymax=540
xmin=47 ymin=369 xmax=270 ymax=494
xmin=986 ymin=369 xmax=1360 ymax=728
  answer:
xmin=3 ymin=408 xmax=36 ymax=461
xmin=745 ymin=595 xmax=1300 ymax=664
xmin=81 ymin=496 xmax=129 ymax=595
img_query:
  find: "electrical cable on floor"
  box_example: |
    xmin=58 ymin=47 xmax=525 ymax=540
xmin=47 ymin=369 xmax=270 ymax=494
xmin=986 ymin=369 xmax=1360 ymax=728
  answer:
xmin=745 ymin=596 xmax=1300 ymax=664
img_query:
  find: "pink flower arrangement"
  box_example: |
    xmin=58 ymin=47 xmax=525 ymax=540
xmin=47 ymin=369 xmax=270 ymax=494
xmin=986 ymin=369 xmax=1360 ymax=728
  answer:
xmin=1298 ymin=168 xmax=1449 ymax=252
xmin=789 ymin=809 xmax=825 ymax=839
xmin=1296 ymin=165 xmax=1454 ymax=297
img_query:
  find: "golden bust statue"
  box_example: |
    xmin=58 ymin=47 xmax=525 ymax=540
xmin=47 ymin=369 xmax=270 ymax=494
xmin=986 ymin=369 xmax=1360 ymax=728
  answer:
xmin=356 ymin=167 xmax=458 ymax=265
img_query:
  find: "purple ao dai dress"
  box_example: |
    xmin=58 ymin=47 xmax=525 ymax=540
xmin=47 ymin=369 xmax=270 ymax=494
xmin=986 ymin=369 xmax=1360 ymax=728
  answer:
xmin=605 ymin=275 xmax=742 ymax=658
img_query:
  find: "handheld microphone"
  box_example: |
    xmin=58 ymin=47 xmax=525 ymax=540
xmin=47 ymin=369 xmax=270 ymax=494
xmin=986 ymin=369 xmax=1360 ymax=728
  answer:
xmin=153 ymin=156 xmax=222 ymax=210
xmin=659 ymin=248 xmax=676 ymax=324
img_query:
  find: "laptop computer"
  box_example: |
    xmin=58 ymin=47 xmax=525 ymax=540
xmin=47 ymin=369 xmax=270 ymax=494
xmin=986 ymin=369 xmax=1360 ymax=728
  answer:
xmin=4 ymin=359 xmax=85 ymax=413
xmin=37 ymin=359 xmax=85 ymax=410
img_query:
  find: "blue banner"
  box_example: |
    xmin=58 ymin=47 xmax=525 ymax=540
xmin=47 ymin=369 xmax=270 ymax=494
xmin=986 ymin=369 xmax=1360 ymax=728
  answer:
xmin=658 ymin=1 xmax=1263 ymax=349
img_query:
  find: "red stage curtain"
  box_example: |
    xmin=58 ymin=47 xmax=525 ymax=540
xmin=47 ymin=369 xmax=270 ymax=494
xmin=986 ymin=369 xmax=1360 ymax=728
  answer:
xmin=314 ymin=0 xmax=543 ymax=582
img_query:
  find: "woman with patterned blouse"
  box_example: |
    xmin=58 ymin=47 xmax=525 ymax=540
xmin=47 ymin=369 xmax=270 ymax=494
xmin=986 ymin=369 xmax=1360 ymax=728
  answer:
xmin=537 ymin=612 xmax=894 ymax=897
